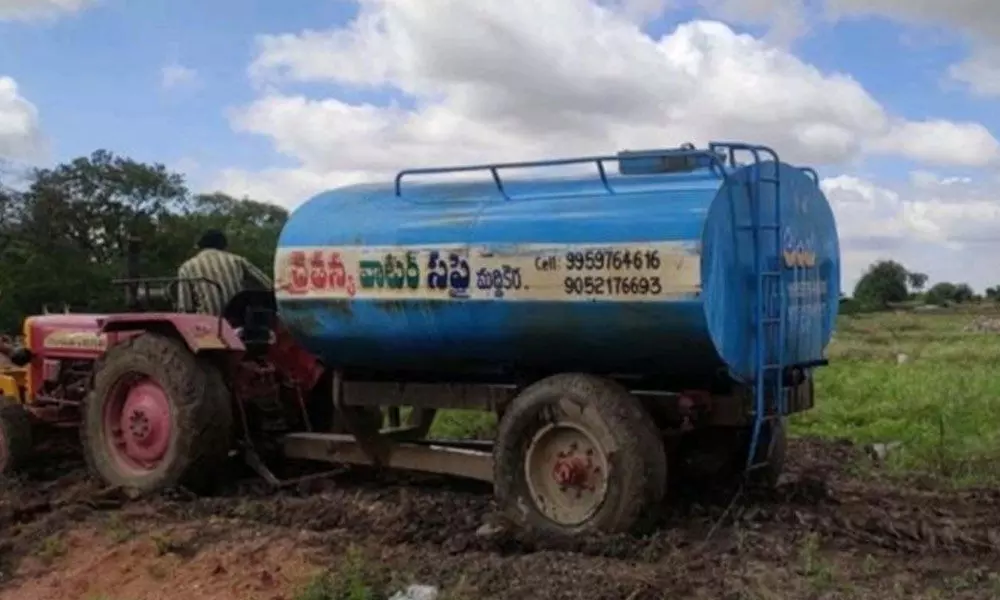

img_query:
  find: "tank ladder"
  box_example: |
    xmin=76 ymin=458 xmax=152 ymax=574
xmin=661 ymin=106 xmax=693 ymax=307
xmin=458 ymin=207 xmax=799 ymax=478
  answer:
xmin=711 ymin=142 xmax=788 ymax=477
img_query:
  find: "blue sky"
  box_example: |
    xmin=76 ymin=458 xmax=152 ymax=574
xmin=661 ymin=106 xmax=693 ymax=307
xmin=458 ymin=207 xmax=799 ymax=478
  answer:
xmin=2 ymin=0 xmax=1000 ymax=290
xmin=0 ymin=0 xmax=362 ymax=176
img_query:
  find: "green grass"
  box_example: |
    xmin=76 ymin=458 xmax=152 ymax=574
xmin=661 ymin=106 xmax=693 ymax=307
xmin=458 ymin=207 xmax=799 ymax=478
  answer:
xmin=428 ymin=409 xmax=496 ymax=439
xmin=417 ymin=305 xmax=1000 ymax=485
xmin=791 ymin=307 xmax=1000 ymax=483
xmin=293 ymin=545 xmax=378 ymax=600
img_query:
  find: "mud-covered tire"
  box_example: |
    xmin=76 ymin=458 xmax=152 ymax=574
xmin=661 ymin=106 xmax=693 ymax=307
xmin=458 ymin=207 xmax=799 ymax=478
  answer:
xmin=0 ymin=398 xmax=32 ymax=475
xmin=493 ymin=373 xmax=667 ymax=536
xmin=82 ymin=333 xmax=233 ymax=494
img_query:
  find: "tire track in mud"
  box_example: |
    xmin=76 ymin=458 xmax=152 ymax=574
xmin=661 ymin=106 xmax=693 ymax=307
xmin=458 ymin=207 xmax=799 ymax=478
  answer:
xmin=3 ymin=438 xmax=1000 ymax=598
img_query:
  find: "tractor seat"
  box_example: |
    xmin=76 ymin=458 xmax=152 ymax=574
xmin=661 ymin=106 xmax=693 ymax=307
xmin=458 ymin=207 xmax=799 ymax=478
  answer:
xmin=222 ymin=289 xmax=277 ymax=353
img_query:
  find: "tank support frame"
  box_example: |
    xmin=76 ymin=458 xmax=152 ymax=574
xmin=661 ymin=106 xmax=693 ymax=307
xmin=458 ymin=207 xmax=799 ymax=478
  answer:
xmin=273 ymin=374 xmax=814 ymax=487
xmin=279 ymin=370 xmax=496 ymax=484
xmin=281 ymin=433 xmax=494 ymax=483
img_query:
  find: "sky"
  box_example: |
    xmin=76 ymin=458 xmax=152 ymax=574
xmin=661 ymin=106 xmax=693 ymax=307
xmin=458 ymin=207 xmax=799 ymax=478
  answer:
xmin=1 ymin=0 xmax=1000 ymax=293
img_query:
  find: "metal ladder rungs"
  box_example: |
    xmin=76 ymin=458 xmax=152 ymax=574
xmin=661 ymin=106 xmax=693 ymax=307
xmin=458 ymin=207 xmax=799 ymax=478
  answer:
xmin=745 ymin=150 xmax=785 ymax=474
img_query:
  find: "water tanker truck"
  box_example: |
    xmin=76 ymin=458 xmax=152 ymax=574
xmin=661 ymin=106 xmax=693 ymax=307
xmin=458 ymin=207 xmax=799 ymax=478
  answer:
xmin=0 ymin=141 xmax=839 ymax=537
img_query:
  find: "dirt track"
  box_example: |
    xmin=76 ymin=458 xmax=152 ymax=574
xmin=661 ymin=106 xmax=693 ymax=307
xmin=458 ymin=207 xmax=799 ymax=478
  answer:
xmin=1 ymin=438 xmax=999 ymax=599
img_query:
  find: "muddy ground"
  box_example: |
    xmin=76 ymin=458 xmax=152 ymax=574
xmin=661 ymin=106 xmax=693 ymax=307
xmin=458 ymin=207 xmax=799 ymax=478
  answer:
xmin=1 ymin=438 xmax=999 ymax=600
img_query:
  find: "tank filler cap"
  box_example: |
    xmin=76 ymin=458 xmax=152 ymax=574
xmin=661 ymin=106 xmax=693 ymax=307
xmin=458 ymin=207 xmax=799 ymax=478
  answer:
xmin=617 ymin=143 xmax=717 ymax=176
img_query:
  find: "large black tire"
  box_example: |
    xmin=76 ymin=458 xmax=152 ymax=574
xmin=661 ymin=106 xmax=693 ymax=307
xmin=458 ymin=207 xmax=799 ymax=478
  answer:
xmin=493 ymin=373 xmax=667 ymax=536
xmin=0 ymin=398 xmax=32 ymax=475
xmin=82 ymin=333 xmax=233 ymax=494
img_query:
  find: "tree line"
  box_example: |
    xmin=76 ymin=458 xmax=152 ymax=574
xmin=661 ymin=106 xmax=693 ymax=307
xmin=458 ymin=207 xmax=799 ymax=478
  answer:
xmin=848 ymin=259 xmax=987 ymax=312
xmin=0 ymin=150 xmax=286 ymax=333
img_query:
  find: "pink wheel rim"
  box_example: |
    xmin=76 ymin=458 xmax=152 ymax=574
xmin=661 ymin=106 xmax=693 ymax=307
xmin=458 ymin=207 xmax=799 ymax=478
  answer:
xmin=103 ymin=376 xmax=172 ymax=473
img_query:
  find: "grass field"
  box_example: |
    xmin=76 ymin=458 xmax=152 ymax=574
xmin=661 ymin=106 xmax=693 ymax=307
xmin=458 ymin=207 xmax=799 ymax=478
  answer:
xmin=796 ymin=305 xmax=1000 ymax=484
xmin=430 ymin=304 xmax=1000 ymax=486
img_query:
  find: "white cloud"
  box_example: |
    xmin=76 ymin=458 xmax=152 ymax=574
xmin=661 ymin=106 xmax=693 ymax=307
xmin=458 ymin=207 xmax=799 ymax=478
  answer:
xmin=825 ymin=0 xmax=1000 ymax=40
xmin=0 ymin=76 xmax=45 ymax=162
xmin=948 ymin=48 xmax=1000 ymax=98
xmin=822 ymin=172 xmax=1000 ymax=291
xmin=0 ymin=0 xmax=93 ymax=20
xmin=224 ymin=0 xmax=998 ymax=210
xmin=208 ymin=166 xmax=359 ymax=206
xmin=603 ymin=0 xmax=675 ymax=24
xmin=871 ymin=120 xmax=1000 ymax=167
xmin=698 ymin=0 xmax=811 ymax=44
xmin=692 ymin=0 xmax=1000 ymax=98
xmin=160 ymin=63 xmax=198 ymax=91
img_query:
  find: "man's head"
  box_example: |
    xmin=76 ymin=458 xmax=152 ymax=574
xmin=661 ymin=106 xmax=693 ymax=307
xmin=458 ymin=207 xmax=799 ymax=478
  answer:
xmin=197 ymin=229 xmax=228 ymax=251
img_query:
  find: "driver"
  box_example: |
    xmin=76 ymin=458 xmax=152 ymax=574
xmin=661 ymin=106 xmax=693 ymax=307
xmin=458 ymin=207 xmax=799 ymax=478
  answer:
xmin=176 ymin=229 xmax=273 ymax=316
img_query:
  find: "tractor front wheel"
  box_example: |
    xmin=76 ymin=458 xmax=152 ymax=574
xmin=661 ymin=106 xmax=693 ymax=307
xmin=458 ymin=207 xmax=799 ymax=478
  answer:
xmin=83 ymin=333 xmax=233 ymax=494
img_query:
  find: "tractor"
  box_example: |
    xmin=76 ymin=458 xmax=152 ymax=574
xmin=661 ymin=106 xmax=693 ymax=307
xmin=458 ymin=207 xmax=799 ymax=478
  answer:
xmin=0 ymin=238 xmax=401 ymax=494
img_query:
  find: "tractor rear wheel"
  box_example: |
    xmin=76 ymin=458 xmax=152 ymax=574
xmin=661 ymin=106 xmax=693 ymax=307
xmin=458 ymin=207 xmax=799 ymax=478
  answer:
xmin=493 ymin=373 xmax=667 ymax=536
xmin=0 ymin=398 xmax=32 ymax=476
xmin=83 ymin=333 xmax=233 ymax=494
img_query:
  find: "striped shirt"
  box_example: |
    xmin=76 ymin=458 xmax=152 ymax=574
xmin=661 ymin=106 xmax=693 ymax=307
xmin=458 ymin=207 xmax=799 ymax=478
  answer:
xmin=176 ymin=249 xmax=273 ymax=316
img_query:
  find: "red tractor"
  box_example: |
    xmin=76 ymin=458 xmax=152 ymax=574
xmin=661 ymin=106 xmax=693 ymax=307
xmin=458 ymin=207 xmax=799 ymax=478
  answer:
xmin=0 ymin=241 xmax=401 ymax=494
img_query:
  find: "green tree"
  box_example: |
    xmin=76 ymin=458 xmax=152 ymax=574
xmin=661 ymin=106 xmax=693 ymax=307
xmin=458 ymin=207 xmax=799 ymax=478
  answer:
xmin=926 ymin=282 xmax=956 ymax=305
xmin=907 ymin=271 xmax=928 ymax=294
xmin=954 ymin=283 xmax=975 ymax=303
xmin=0 ymin=151 xmax=190 ymax=323
xmin=853 ymin=260 xmax=910 ymax=309
xmin=0 ymin=150 xmax=285 ymax=333
xmin=925 ymin=282 xmax=975 ymax=305
xmin=158 ymin=192 xmax=287 ymax=275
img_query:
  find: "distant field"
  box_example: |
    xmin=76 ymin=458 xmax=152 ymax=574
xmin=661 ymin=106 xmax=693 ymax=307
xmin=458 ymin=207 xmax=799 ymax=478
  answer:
xmin=428 ymin=304 xmax=1000 ymax=485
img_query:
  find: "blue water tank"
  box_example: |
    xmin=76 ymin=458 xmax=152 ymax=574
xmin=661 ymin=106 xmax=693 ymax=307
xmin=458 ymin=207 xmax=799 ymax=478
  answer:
xmin=274 ymin=143 xmax=840 ymax=388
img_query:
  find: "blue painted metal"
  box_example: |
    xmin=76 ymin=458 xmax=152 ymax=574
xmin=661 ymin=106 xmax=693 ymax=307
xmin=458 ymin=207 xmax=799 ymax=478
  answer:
xmin=712 ymin=142 xmax=786 ymax=471
xmin=277 ymin=144 xmax=841 ymax=418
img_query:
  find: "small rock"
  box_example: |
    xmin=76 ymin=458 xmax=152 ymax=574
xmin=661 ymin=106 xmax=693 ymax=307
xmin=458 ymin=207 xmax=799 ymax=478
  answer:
xmin=896 ymin=353 xmax=909 ymax=365
xmin=866 ymin=441 xmax=902 ymax=463
xmin=476 ymin=521 xmax=505 ymax=538
xmin=389 ymin=585 xmax=439 ymax=600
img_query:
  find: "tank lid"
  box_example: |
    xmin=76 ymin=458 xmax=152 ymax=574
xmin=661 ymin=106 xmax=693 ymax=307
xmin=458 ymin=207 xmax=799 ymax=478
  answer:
xmin=617 ymin=143 xmax=725 ymax=176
